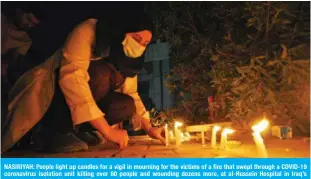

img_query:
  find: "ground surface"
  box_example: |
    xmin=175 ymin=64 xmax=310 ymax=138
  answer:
xmin=2 ymin=132 xmax=310 ymax=158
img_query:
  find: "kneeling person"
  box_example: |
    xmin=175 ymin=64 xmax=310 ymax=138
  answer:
xmin=40 ymin=53 xmax=165 ymax=152
xmin=2 ymin=13 xmax=164 ymax=153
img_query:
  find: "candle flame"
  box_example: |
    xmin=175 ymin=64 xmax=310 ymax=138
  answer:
xmin=252 ymin=119 xmax=269 ymax=133
xmin=253 ymin=131 xmax=263 ymax=142
xmin=169 ymin=130 xmax=174 ymax=140
xmin=185 ymin=132 xmax=191 ymax=138
xmin=180 ymin=132 xmax=191 ymax=141
xmin=174 ymin=121 xmax=183 ymax=128
xmin=223 ymin=128 xmax=235 ymax=134
xmin=213 ymin=125 xmax=221 ymax=132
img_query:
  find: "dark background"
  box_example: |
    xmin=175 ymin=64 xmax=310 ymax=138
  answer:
xmin=2 ymin=1 xmax=147 ymax=64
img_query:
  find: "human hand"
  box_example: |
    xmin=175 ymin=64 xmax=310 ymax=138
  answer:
xmin=105 ymin=128 xmax=129 ymax=149
xmin=147 ymin=127 xmax=166 ymax=145
xmin=89 ymin=117 xmax=129 ymax=149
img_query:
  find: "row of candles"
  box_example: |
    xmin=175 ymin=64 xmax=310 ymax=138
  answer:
xmin=164 ymin=119 xmax=270 ymax=158
xmin=164 ymin=122 xmax=191 ymax=147
xmin=164 ymin=122 xmax=235 ymax=148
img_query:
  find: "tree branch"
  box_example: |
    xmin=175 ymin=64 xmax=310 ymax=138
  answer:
xmin=187 ymin=5 xmax=200 ymax=37
xmin=265 ymin=1 xmax=271 ymax=56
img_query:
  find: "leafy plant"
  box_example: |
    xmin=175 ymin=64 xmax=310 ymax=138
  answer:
xmin=148 ymin=2 xmax=310 ymax=135
xmin=210 ymin=2 xmax=310 ymax=135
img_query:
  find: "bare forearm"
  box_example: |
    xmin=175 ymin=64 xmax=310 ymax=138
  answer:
xmin=141 ymin=117 xmax=152 ymax=133
xmin=141 ymin=117 xmax=165 ymax=143
xmin=89 ymin=117 xmax=112 ymax=137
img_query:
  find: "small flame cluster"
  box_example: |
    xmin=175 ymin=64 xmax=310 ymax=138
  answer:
xmin=213 ymin=118 xmax=269 ymax=137
xmin=168 ymin=122 xmax=191 ymax=142
xmin=252 ymin=119 xmax=269 ymax=133
xmin=251 ymin=118 xmax=270 ymax=143
xmin=166 ymin=117 xmax=269 ymax=147
xmin=213 ymin=125 xmax=235 ymax=135
xmin=181 ymin=132 xmax=191 ymax=141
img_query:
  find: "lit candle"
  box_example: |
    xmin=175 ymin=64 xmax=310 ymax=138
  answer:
xmin=181 ymin=133 xmax=185 ymax=142
xmin=165 ymin=124 xmax=169 ymax=146
xmin=220 ymin=128 xmax=234 ymax=149
xmin=252 ymin=119 xmax=269 ymax=158
xmin=201 ymin=131 xmax=205 ymax=145
xmin=169 ymin=131 xmax=174 ymax=139
xmin=185 ymin=132 xmax=191 ymax=141
xmin=174 ymin=121 xmax=183 ymax=146
xmin=211 ymin=125 xmax=221 ymax=148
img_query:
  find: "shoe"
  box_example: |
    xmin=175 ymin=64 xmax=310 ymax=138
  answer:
xmin=42 ymin=132 xmax=88 ymax=153
xmin=76 ymin=131 xmax=101 ymax=146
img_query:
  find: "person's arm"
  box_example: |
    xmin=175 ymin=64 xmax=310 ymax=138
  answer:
xmin=59 ymin=20 xmax=128 ymax=148
xmin=141 ymin=116 xmax=152 ymax=133
xmin=121 ymin=76 xmax=151 ymax=130
xmin=88 ymin=116 xmax=128 ymax=148
xmin=122 ymin=76 xmax=165 ymax=144
xmin=59 ymin=19 xmax=104 ymax=126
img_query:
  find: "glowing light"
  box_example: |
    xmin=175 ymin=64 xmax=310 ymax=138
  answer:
xmin=185 ymin=132 xmax=191 ymax=139
xmin=223 ymin=128 xmax=234 ymax=134
xmin=220 ymin=128 xmax=235 ymax=149
xmin=252 ymin=119 xmax=270 ymax=158
xmin=214 ymin=125 xmax=221 ymax=132
xmin=211 ymin=125 xmax=222 ymax=148
xmin=252 ymin=119 xmax=269 ymax=133
xmin=175 ymin=121 xmax=183 ymax=128
xmin=174 ymin=121 xmax=183 ymax=146
xmin=169 ymin=131 xmax=174 ymax=138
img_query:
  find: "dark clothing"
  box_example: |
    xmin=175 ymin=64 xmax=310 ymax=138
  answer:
xmin=41 ymin=60 xmax=135 ymax=135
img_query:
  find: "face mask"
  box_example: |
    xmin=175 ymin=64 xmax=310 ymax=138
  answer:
xmin=122 ymin=36 xmax=146 ymax=58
